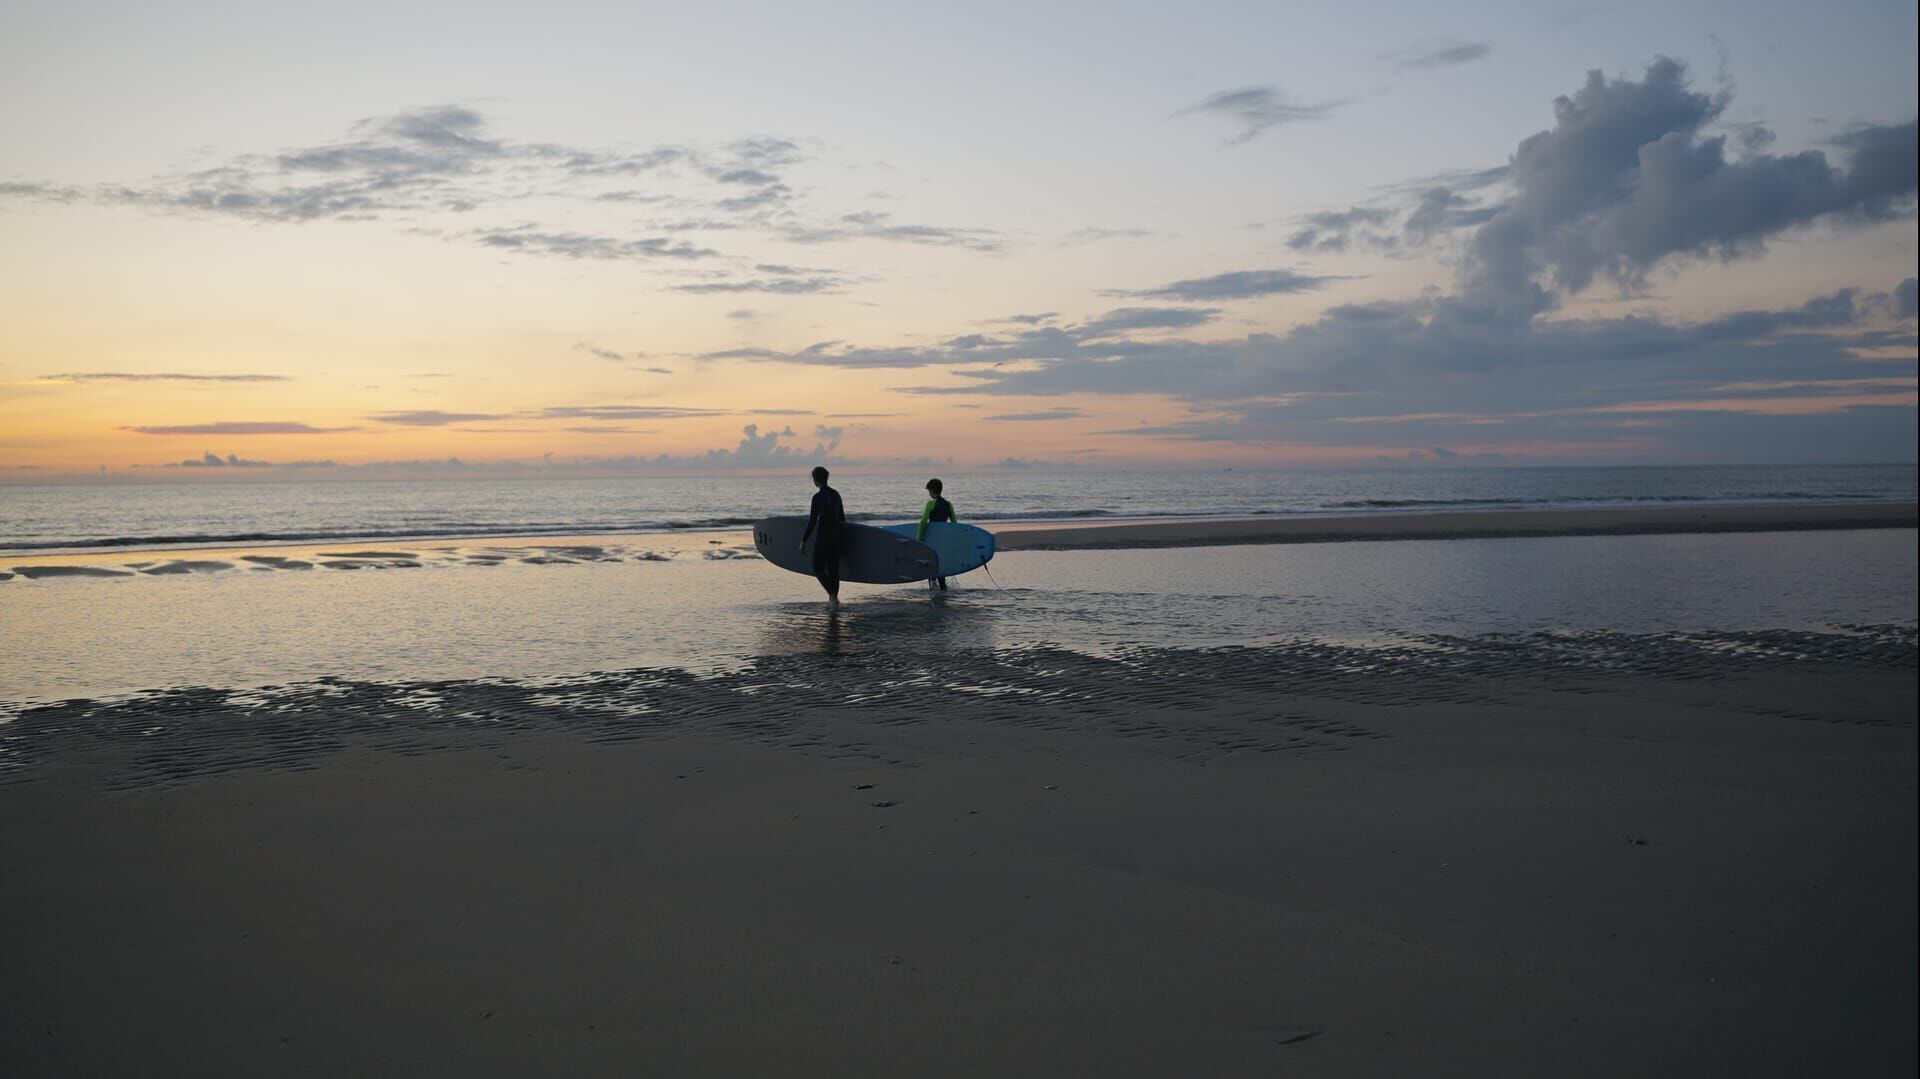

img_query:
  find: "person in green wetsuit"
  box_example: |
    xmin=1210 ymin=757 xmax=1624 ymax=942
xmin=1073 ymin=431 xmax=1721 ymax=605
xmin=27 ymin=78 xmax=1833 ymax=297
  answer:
xmin=917 ymin=477 xmax=957 ymax=592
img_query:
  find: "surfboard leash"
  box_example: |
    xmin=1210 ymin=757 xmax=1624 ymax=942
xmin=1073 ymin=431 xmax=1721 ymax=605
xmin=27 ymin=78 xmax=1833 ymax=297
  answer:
xmin=979 ymin=560 xmax=1020 ymax=599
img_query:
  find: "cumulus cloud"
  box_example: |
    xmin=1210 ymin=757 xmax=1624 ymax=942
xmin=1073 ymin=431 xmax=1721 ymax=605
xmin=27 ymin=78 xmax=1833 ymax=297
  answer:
xmin=1175 ymin=86 xmax=1346 ymax=144
xmin=578 ymin=423 xmax=844 ymax=470
xmin=1459 ymin=58 xmax=1917 ymax=318
xmin=1113 ymin=269 xmax=1337 ymax=301
xmin=172 ymin=451 xmax=272 ymax=468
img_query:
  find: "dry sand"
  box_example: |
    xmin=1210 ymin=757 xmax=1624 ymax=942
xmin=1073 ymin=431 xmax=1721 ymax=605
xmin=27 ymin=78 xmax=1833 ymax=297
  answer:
xmin=2 ymin=630 xmax=1914 ymax=1077
xmin=996 ymin=501 xmax=1920 ymax=549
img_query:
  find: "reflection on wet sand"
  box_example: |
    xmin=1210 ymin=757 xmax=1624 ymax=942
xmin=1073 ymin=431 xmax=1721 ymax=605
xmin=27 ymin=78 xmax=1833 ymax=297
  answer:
xmin=754 ymin=592 xmax=1005 ymax=660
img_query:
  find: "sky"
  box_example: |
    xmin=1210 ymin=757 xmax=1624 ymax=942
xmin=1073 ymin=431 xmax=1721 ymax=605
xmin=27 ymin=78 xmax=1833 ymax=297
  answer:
xmin=1 ymin=0 xmax=1915 ymax=480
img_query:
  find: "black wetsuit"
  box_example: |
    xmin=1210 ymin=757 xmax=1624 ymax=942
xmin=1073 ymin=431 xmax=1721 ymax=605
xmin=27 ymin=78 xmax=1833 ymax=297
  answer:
xmin=801 ymin=485 xmax=846 ymax=592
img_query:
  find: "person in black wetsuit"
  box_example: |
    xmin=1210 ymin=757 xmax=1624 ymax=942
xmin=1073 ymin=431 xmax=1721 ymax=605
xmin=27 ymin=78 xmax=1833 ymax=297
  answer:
xmin=798 ymin=465 xmax=845 ymax=609
xmin=917 ymin=477 xmax=957 ymax=592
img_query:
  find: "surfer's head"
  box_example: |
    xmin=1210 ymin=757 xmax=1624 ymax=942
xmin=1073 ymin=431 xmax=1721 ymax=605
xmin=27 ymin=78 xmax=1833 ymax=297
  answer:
xmin=811 ymin=465 xmax=830 ymax=486
xmin=926 ymin=478 xmax=943 ymax=495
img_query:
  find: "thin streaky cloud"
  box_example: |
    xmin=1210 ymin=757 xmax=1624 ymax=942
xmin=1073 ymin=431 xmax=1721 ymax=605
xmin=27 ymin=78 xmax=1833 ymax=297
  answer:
xmin=574 ymin=342 xmax=643 ymax=362
xmin=1113 ymin=269 xmax=1337 ymax=301
xmin=120 ymin=421 xmax=358 ymax=435
xmin=672 ymin=276 xmax=845 ymax=295
xmin=365 ymin=410 xmax=509 ymax=426
xmin=986 ymin=409 xmax=1085 ymax=421
xmin=41 ymin=372 xmax=293 ymax=383
xmin=1060 ymin=227 xmax=1156 ymax=245
xmin=1392 ymin=41 xmax=1493 ymax=72
xmin=1175 ymin=86 xmax=1345 ymax=144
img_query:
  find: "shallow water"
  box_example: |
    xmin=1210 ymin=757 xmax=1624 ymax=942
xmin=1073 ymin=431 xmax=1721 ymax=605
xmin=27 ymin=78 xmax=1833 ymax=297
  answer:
xmin=2 ymin=528 xmax=1913 ymax=706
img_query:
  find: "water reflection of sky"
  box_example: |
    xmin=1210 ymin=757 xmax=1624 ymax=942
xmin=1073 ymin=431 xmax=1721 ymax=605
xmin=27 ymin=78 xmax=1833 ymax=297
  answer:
xmin=3 ymin=529 xmax=1913 ymax=705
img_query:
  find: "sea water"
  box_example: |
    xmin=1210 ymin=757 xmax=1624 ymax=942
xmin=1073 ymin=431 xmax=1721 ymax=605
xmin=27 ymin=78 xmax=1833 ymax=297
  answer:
xmin=2 ymin=464 xmax=1913 ymax=553
xmin=2 ymin=527 xmax=1913 ymax=706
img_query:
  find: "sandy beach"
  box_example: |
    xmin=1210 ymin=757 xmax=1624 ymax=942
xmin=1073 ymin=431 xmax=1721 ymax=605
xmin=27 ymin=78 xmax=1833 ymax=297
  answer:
xmin=3 ymin=620 xmax=1915 ymax=1076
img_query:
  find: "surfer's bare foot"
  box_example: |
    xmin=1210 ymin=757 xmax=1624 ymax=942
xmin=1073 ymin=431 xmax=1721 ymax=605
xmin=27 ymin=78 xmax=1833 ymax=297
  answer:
xmin=827 ymin=596 xmax=841 ymax=610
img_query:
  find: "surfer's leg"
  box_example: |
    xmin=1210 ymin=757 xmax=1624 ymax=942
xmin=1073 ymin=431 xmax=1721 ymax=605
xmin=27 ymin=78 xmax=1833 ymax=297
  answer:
xmin=813 ymin=540 xmax=842 ymax=604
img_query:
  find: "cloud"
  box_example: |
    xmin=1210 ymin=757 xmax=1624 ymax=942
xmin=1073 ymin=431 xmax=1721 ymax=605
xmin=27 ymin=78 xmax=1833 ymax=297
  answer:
xmin=0 ymin=105 xmax=1015 ymax=279
xmin=700 ymin=302 xmax=1234 ymax=371
xmin=782 ymin=211 xmax=1001 ymax=251
xmin=1286 ymin=208 xmax=1396 ymax=253
xmin=531 ymin=405 xmax=724 ymax=420
xmin=172 ymin=451 xmax=273 ymax=468
xmin=476 ymin=228 xmax=715 ymax=261
xmin=714 ymin=168 xmax=780 ymax=185
xmin=365 ymin=410 xmax=508 ymax=426
xmin=1114 ymin=269 xmax=1337 ymax=301
xmin=986 ymin=409 xmax=1084 ymax=421
xmin=1061 ymin=227 xmax=1156 ymax=245
xmin=719 ymin=136 xmax=803 ymax=171
xmin=0 ymin=106 xmax=897 ymax=269
xmin=120 ymin=421 xmax=357 ymax=435
xmin=1458 ymin=58 xmax=1917 ymax=318
xmin=1392 ymin=41 xmax=1493 ymax=72
xmin=577 ymin=422 xmax=843 ymax=470
xmin=573 ymin=341 xmax=645 ymax=362
xmin=1078 ymin=307 xmax=1221 ymax=336
xmin=1175 ymin=86 xmax=1345 ymax=144
xmin=671 ymin=275 xmax=845 ymax=294
xmin=40 ymin=371 xmax=292 ymax=383
xmin=1896 ymin=277 xmax=1918 ymax=319
xmin=1402 ymin=187 xmax=1502 ymax=243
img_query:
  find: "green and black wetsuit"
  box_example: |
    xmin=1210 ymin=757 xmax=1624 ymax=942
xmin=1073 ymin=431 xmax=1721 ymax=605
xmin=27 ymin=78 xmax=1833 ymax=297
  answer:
xmin=917 ymin=496 xmax=956 ymax=589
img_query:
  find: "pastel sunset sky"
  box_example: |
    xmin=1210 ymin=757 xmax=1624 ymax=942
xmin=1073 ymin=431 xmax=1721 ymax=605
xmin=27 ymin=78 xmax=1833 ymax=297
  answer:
xmin=2 ymin=0 xmax=1915 ymax=479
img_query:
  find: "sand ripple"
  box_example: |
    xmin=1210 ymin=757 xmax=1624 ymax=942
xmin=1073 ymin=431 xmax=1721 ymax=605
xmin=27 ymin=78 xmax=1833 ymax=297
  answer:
xmin=2 ymin=625 xmax=1910 ymax=791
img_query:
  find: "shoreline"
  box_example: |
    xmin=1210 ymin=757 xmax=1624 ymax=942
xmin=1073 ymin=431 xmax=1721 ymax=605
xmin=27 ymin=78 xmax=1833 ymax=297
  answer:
xmin=995 ymin=501 xmax=1920 ymax=550
xmin=4 ymin=500 xmax=1915 ymax=566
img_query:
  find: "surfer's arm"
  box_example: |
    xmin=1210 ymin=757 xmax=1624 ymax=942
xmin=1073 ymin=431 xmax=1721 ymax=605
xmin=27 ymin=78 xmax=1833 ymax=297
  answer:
xmin=916 ymin=499 xmax=934 ymax=541
xmin=801 ymin=493 xmax=822 ymax=545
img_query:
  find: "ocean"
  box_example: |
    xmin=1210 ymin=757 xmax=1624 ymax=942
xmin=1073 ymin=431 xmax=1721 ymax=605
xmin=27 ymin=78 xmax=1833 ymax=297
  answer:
xmin=0 ymin=463 xmax=1913 ymax=553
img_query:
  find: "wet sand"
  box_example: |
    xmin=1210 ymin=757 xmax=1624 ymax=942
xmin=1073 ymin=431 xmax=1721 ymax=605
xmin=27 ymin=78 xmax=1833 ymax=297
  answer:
xmin=2 ymin=631 xmax=1914 ymax=1077
xmin=997 ymin=501 xmax=1920 ymax=549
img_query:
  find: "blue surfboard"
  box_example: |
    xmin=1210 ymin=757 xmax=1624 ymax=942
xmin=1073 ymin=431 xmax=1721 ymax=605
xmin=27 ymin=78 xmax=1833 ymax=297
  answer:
xmin=881 ymin=521 xmax=995 ymax=577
